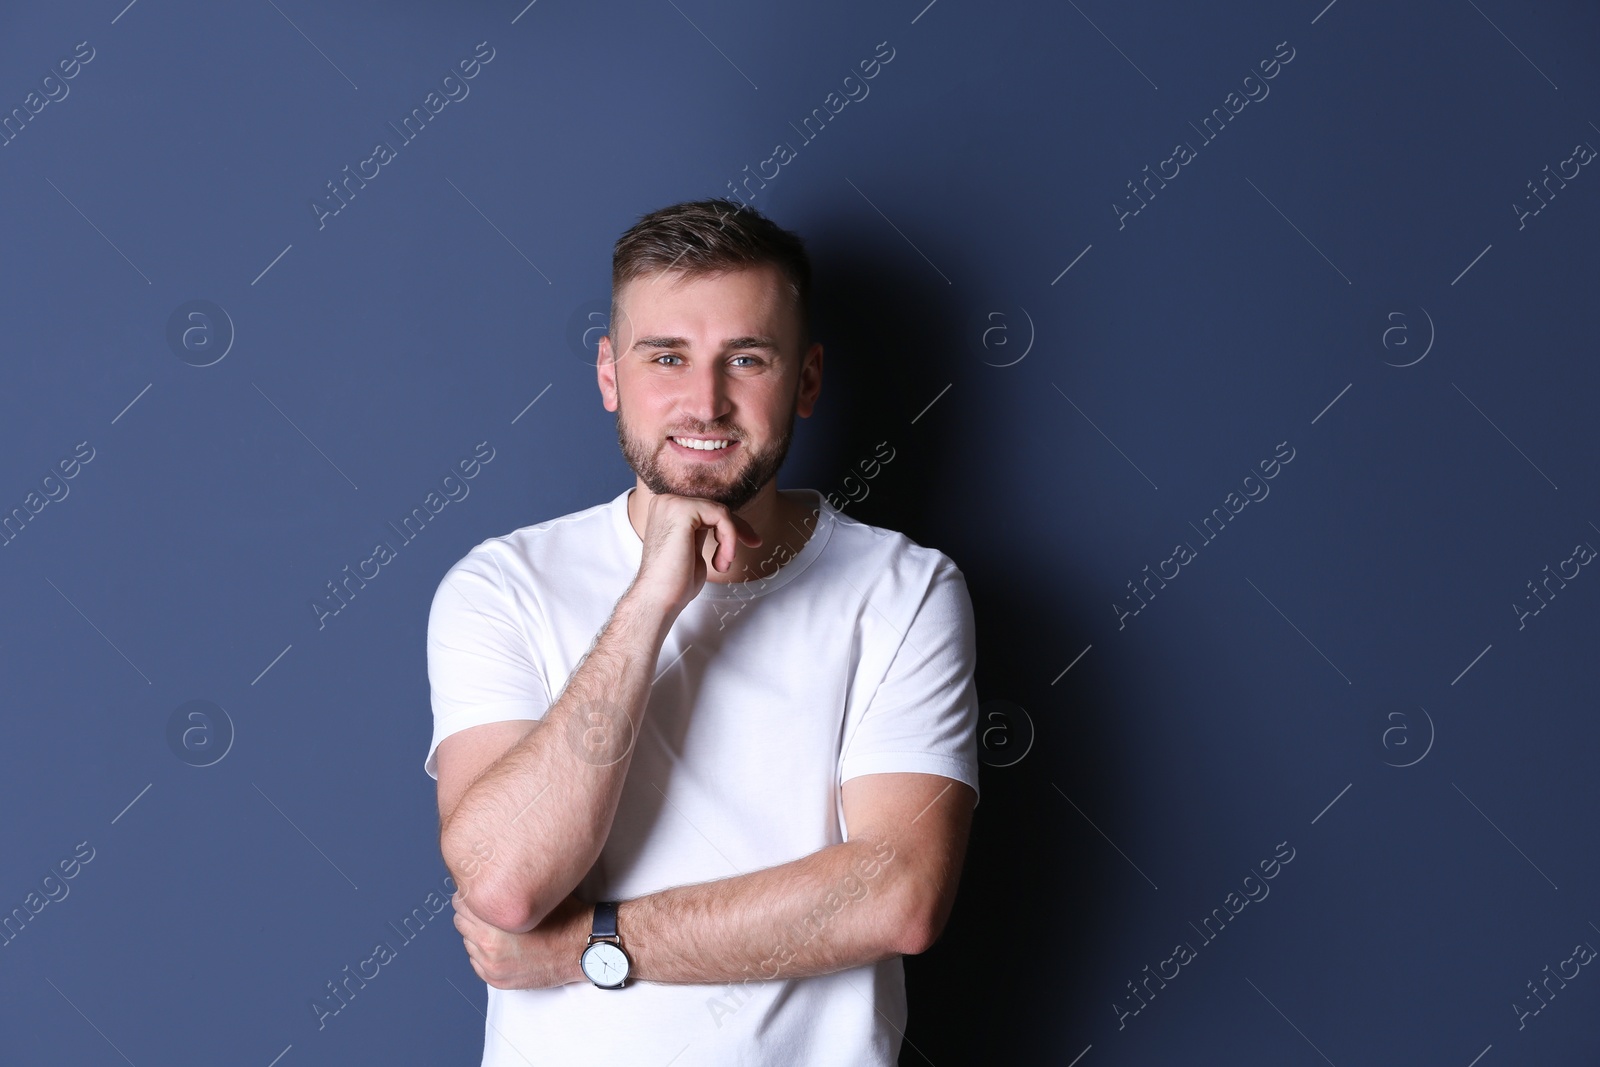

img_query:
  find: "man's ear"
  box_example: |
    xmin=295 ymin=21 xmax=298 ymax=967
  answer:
xmin=597 ymin=335 xmax=618 ymax=412
xmin=795 ymin=341 xmax=823 ymax=418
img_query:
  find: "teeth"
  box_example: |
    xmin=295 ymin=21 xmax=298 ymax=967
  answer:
xmin=672 ymin=437 xmax=730 ymax=451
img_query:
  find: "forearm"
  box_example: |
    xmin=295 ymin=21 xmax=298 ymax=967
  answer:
xmin=440 ymin=586 xmax=670 ymax=932
xmin=617 ymin=835 xmax=913 ymax=986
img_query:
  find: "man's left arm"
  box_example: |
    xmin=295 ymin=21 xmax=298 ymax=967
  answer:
xmin=452 ymin=771 xmax=976 ymax=989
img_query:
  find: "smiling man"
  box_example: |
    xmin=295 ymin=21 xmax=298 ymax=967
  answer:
xmin=425 ymin=198 xmax=980 ymax=1066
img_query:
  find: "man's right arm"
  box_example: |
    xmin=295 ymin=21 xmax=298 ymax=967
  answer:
xmin=437 ymin=583 xmax=672 ymax=934
xmin=434 ymin=491 xmax=761 ymax=934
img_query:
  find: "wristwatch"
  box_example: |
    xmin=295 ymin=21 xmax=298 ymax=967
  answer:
xmin=580 ymin=900 xmax=631 ymax=989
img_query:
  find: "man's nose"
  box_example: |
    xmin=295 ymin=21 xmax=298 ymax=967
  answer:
xmin=680 ymin=361 xmax=729 ymax=425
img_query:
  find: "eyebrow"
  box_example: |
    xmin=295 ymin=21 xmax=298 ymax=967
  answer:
xmin=631 ymin=335 xmax=781 ymax=353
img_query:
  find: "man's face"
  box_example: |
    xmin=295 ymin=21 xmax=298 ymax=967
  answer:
xmin=599 ymin=264 xmax=819 ymax=512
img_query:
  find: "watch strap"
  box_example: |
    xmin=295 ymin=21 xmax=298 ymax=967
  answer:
xmin=591 ymin=900 xmax=620 ymax=940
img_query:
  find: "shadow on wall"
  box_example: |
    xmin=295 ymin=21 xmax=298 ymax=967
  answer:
xmin=796 ymin=217 xmax=966 ymax=531
xmin=792 ymin=217 xmax=1127 ymax=1062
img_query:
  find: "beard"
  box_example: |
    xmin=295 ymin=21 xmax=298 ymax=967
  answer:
xmin=614 ymin=389 xmax=797 ymax=513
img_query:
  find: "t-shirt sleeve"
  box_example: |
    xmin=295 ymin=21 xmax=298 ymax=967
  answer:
xmin=424 ymin=545 xmax=551 ymax=780
xmin=839 ymin=555 xmax=981 ymax=808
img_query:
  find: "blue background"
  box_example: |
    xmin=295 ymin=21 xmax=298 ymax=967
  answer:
xmin=3 ymin=0 xmax=1598 ymax=1063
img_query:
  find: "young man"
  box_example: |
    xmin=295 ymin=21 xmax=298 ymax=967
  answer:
xmin=425 ymin=199 xmax=980 ymax=1065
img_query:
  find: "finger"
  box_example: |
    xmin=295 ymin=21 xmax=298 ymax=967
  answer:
xmin=683 ymin=511 xmax=727 ymax=574
xmin=706 ymin=507 xmax=758 ymax=572
xmin=722 ymin=509 xmax=761 ymax=551
xmin=733 ymin=511 xmax=762 ymax=546
xmin=693 ymin=523 xmax=715 ymax=572
xmin=713 ymin=516 xmax=734 ymax=574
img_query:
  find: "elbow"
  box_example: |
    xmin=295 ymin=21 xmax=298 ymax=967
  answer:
xmin=439 ymin=822 xmax=533 ymax=930
xmin=889 ymin=889 xmax=943 ymax=957
xmin=440 ymin=842 xmax=557 ymax=933
xmin=891 ymin=867 xmax=963 ymax=956
xmin=896 ymin=916 xmax=940 ymax=957
xmin=453 ymin=856 xmax=545 ymax=932
xmin=472 ymin=886 xmax=542 ymax=934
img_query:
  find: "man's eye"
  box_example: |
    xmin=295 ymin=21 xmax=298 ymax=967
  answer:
xmin=651 ymin=354 xmax=760 ymax=366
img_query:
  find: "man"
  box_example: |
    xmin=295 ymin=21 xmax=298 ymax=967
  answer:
xmin=425 ymin=198 xmax=980 ymax=1065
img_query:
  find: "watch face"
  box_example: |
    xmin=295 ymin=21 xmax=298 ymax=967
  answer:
xmin=582 ymin=941 xmax=629 ymax=988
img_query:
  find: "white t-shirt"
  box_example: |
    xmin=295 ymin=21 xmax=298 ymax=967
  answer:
xmin=425 ymin=485 xmax=981 ymax=1066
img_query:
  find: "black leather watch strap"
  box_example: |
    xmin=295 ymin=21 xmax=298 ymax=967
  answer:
xmin=592 ymin=900 xmax=620 ymax=940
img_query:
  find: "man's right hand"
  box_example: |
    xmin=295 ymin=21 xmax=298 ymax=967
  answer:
xmin=629 ymin=492 xmax=763 ymax=619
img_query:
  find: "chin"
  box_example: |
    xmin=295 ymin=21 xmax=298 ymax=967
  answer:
xmin=670 ymin=471 xmax=762 ymax=511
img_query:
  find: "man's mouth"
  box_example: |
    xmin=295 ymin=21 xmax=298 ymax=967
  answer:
xmin=668 ymin=435 xmax=735 ymax=452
